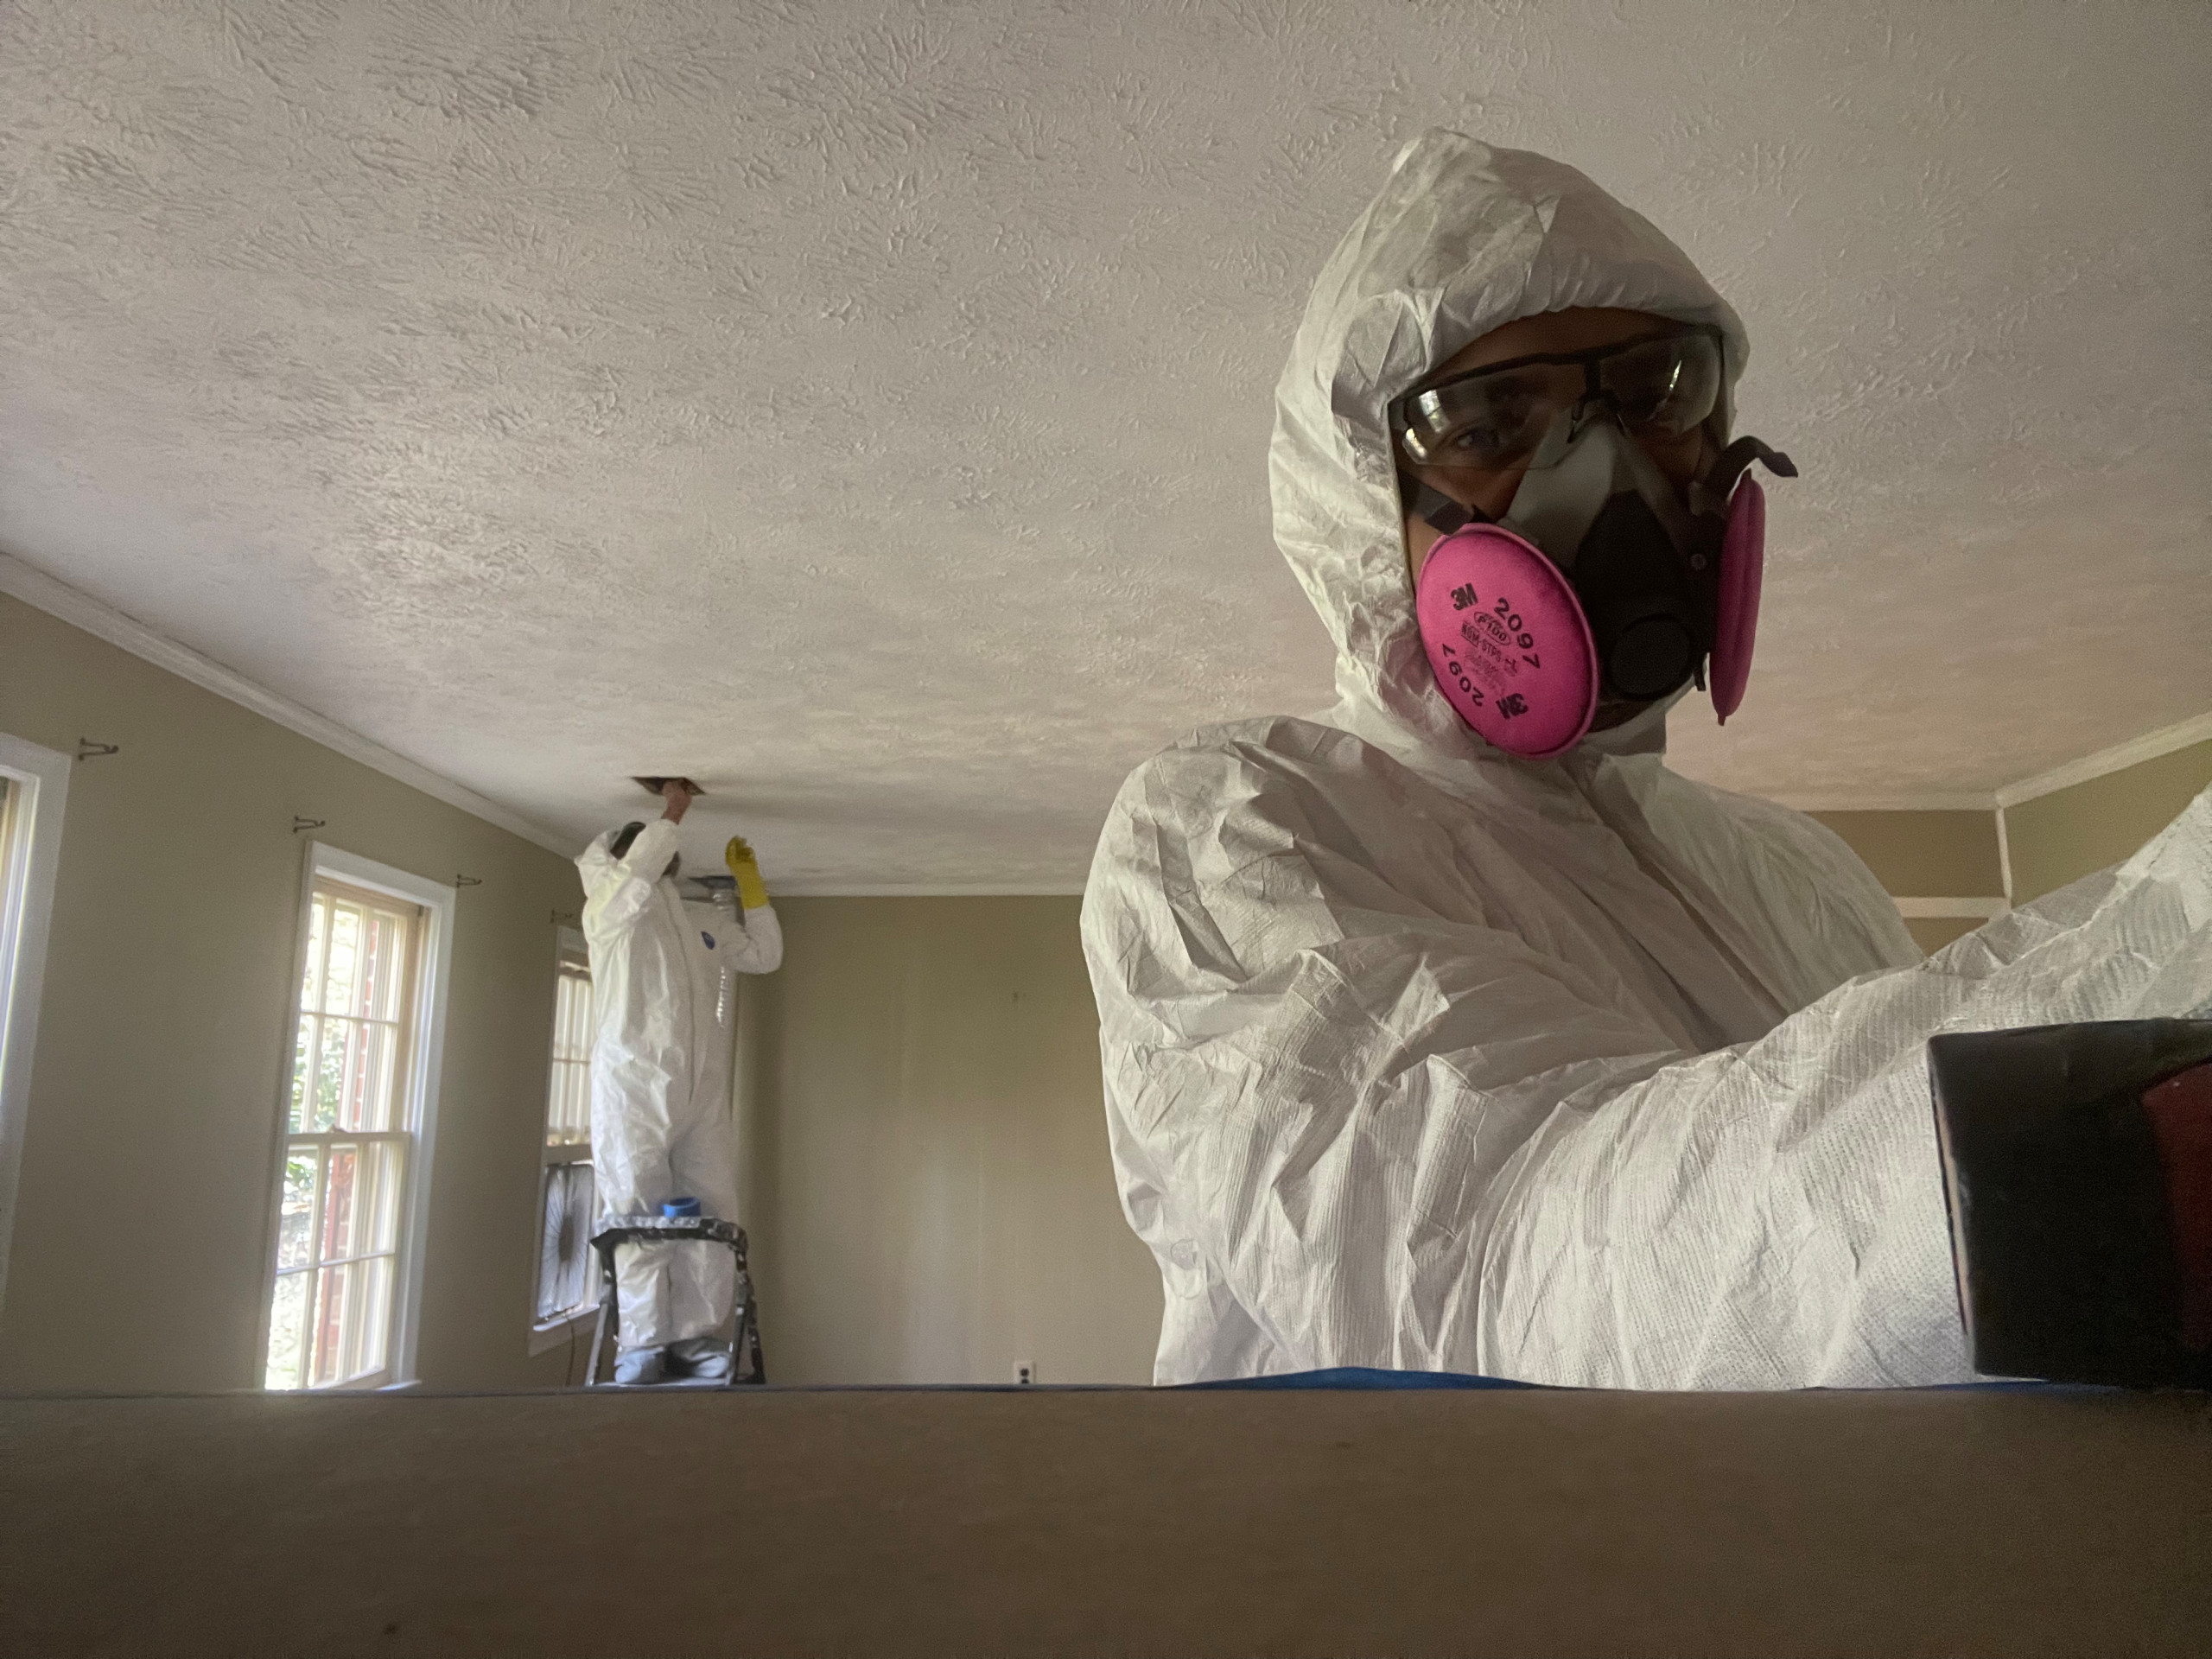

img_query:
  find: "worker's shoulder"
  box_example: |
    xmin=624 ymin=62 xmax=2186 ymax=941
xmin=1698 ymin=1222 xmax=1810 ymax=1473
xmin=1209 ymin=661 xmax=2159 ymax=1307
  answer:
xmin=1653 ymin=767 xmax=1894 ymax=903
xmin=1669 ymin=772 xmax=1858 ymax=860
xmin=1083 ymin=715 xmax=1427 ymax=952
xmin=1102 ymin=714 xmax=1412 ymax=835
xmin=1116 ymin=713 xmax=1383 ymax=794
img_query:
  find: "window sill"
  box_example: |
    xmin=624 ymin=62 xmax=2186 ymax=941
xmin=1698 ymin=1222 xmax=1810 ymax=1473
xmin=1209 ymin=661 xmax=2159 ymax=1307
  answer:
xmin=529 ymin=1308 xmax=598 ymax=1357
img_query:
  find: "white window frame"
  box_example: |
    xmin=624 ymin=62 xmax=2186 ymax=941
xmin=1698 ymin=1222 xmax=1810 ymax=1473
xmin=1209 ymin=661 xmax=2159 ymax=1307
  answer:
xmin=0 ymin=734 xmax=72 ymax=1315
xmin=258 ymin=842 xmax=456 ymax=1389
xmin=529 ymin=925 xmax=600 ymax=1354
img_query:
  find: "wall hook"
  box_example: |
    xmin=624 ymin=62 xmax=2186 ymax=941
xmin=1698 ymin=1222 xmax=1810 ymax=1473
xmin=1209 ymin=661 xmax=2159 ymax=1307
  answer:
xmin=291 ymin=817 xmax=327 ymax=835
xmin=75 ymin=739 xmax=120 ymax=761
xmin=550 ymin=908 xmax=580 ymax=925
xmin=454 ymin=874 xmax=483 ymax=888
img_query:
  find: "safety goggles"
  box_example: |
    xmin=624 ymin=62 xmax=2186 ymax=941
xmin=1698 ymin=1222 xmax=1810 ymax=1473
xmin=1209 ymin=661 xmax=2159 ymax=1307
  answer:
xmin=1393 ymin=326 xmax=1725 ymax=474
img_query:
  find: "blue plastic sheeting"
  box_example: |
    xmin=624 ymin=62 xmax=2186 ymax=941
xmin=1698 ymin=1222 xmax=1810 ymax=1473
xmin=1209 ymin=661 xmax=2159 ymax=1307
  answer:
xmin=1181 ymin=1366 xmax=1543 ymax=1391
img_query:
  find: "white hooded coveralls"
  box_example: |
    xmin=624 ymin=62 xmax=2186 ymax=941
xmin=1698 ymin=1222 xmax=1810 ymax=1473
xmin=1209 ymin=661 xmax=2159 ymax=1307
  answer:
xmin=577 ymin=817 xmax=782 ymax=1351
xmin=1080 ymin=132 xmax=2212 ymax=1389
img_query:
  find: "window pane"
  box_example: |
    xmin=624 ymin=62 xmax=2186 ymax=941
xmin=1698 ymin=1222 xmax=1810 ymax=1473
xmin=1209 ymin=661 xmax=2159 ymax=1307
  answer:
xmin=339 ymin=1020 xmax=398 ymax=1132
xmin=311 ymin=1262 xmax=351 ymax=1385
xmin=365 ymin=909 xmax=410 ymax=1021
xmin=338 ymin=1020 xmax=369 ymax=1131
xmin=266 ymin=1272 xmax=310 ymax=1390
xmin=322 ymin=1140 xmax=404 ymax=1260
xmin=363 ymin=1140 xmax=405 ymax=1255
xmin=356 ymin=909 xmax=387 ymax=1019
xmin=277 ymin=1148 xmax=321 ymax=1270
xmin=320 ymin=1144 xmax=359 ymax=1262
xmin=546 ymin=969 xmax=596 ymax=1148
xmin=354 ymin=1255 xmax=395 ymax=1377
xmin=322 ymin=903 xmax=362 ymax=1016
xmin=547 ymin=1059 xmax=590 ymax=1147
xmin=312 ymin=1019 xmax=347 ymax=1130
xmin=554 ymin=971 xmax=593 ymax=1062
xmin=289 ymin=1014 xmax=318 ymax=1133
xmin=371 ymin=1022 xmax=399 ymax=1130
xmin=301 ymin=895 xmax=328 ymax=1011
xmin=315 ymin=1257 xmax=394 ymax=1385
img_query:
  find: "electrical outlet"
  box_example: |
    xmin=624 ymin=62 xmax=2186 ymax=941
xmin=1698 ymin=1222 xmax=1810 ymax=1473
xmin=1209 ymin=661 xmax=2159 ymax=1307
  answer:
xmin=1013 ymin=1359 xmax=1035 ymax=1386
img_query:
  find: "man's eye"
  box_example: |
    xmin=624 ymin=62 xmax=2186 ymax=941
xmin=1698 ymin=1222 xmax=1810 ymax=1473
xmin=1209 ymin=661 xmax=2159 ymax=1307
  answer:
xmin=1617 ymin=388 xmax=1668 ymax=423
xmin=1449 ymin=400 xmax=1535 ymax=454
xmin=1446 ymin=425 xmax=1510 ymax=458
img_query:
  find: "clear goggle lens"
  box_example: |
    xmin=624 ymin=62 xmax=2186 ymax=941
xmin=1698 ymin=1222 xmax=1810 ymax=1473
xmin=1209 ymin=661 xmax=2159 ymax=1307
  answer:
xmin=1395 ymin=330 xmax=1723 ymax=473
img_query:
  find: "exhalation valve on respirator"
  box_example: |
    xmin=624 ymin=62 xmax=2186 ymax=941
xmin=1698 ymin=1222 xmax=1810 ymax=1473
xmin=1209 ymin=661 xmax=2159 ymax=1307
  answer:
xmin=1410 ymin=414 xmax=1794 ymax=760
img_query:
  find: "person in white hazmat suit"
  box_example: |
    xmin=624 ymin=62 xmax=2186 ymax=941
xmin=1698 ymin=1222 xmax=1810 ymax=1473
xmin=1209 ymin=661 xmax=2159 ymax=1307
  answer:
xmin=1080 ymin=130 xmax=2212 ymax=1389
xmin=577 ymin=780 xmax=782 ymax=1385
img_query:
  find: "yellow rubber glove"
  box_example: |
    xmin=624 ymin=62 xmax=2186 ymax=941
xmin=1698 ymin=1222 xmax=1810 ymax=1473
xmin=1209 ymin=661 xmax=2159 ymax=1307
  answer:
xmin=725 ymin=836 xmax=770 ymax=911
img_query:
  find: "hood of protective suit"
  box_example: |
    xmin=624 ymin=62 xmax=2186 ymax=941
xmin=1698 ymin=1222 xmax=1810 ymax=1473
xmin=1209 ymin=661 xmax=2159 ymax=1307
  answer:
xmin=1271 ymin=130 xmax=1747 ymax=768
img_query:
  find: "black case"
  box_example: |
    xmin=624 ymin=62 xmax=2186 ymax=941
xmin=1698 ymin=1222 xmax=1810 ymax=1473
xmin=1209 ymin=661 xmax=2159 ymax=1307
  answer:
xmin=1926 ymin=1020 xmax=2212 ymax=1388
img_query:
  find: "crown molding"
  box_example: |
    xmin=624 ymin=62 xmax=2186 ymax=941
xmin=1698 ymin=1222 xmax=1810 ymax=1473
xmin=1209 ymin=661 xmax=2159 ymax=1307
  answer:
xmin=0 ymin=551 xmax=575 ymax=859
xmin=1892 ymin=896 xmax=2007 ymax=918
xmin=1780 ymin=794 xmax=1998 ymax=814
xmin=1993 ymin=712 xmax=2212 ymax=810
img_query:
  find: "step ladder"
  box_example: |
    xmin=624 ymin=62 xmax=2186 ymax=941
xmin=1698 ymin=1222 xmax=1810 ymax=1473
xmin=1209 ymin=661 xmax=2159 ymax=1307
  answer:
xmin=584 ymin=1215 xmax=766 ymax=1388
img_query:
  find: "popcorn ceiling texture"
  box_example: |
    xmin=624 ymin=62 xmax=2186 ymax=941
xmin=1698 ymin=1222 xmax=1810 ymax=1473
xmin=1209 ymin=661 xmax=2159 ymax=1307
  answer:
xmin=3 ymin=1 xmax=2208 ymax=888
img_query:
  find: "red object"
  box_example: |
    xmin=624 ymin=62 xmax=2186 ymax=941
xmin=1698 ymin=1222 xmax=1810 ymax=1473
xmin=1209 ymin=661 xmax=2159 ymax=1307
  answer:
xmin=2143 ymin=1059 xmax=2212 ymax=1351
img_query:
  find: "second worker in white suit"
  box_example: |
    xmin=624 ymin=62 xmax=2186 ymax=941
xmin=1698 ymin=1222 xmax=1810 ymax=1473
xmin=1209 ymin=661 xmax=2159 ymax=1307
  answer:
xmin=577 ymin=780 xmax=782 ymax=1385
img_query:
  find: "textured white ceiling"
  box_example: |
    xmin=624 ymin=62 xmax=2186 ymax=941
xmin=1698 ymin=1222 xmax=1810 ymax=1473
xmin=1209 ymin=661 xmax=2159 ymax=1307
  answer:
xmin=4 ymin=1 xmax=2209 ymax=888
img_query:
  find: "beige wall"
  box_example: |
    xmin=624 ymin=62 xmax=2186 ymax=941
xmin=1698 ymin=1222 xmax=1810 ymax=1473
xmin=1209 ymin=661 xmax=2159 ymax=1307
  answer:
xmin=1804 ymin=810 xmax=2002 ymax=899
xmin=736 ymin=896 xmax=1161 ymax=1385
xmin=1896 ymin=916 xmax=1979 ymax=954
xmin=2004 ymin=738 xmax=2212 ymax=905
xmin=1807 ymin=736 xmax=2212 ymax=948
xmin=1808 ymin=808 xmax=2004 ymax=954
xmin=0 ymin=594 xmax=583 ymax=1392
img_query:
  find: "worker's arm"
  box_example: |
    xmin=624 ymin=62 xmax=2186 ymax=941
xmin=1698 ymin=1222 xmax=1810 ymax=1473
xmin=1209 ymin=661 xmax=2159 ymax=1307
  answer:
xmin=578 ymin=817 xmax=679 ymax=936
xmin=709 ymin=903 xmax=782 ymax=975
xmin=1085 ymin=740 xmax=2212 ymax=1389
xmin=708 ymin=835 xmax=781 ymax=973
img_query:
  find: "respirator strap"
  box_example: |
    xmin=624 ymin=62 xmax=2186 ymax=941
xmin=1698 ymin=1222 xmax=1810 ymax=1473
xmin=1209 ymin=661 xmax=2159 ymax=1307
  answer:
xmin=1399 ymin=474 xmax=1493 ymax=537
xmin=1690 ymin=435 xmax=1798 ymax=517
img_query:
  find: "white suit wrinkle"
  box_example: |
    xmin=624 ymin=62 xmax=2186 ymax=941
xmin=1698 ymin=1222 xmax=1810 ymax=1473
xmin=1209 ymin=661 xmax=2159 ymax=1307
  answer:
xmin=1080 ymin=130 xmax=2212 ymax=1389
xmin=576 ymin=817 xmax=782 ymax=1351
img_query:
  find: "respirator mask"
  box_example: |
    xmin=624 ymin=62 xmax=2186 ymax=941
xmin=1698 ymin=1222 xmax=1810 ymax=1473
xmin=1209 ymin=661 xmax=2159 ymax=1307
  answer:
xmin=1394 ymin=325 xmax=1796 ymax=760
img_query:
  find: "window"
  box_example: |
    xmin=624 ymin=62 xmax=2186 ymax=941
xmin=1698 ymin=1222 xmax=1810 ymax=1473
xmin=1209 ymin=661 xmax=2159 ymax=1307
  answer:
xmin=263 ymin=849 xmax=454 ymax=1392
xmin=532 ymin=931 xmax=598 ymax=1341
xmin=0 ymin=734 xmax=72 ymax=1315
